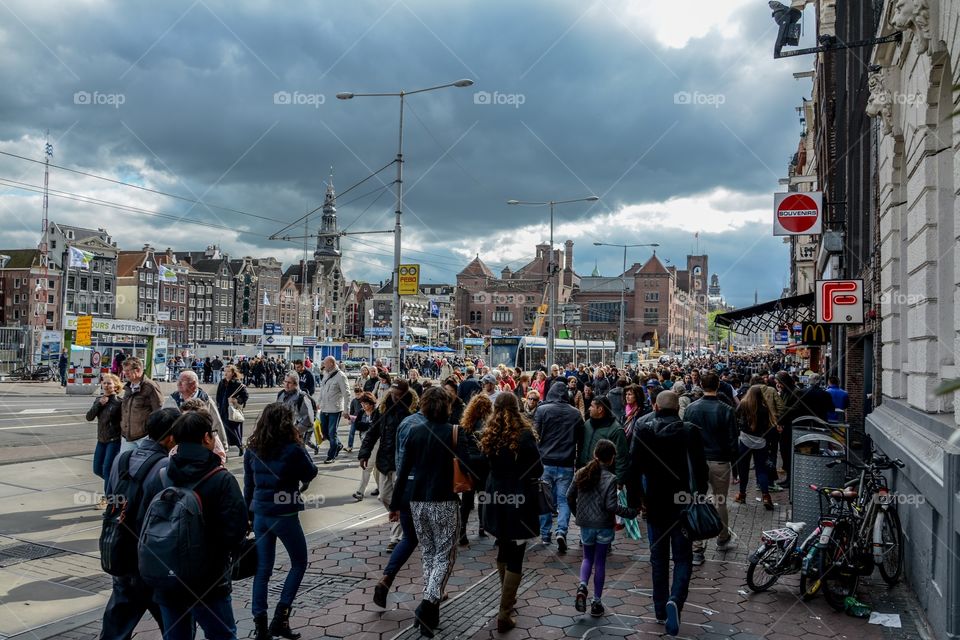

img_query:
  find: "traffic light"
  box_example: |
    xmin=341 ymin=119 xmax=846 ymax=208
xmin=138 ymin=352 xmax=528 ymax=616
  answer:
xmin=770 ymin=1 xmax=802 ymax=57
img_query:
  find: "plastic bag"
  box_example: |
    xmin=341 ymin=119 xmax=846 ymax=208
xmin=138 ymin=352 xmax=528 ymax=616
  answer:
xmin=617 ymin=489 xmax=643 ymax=541
xmin=313 ymin=417 xmax=324 ymax=445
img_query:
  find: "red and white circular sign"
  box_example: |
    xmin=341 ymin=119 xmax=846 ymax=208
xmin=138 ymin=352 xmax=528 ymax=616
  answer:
xmin=774 ymin=192 xmax=822 ymax=235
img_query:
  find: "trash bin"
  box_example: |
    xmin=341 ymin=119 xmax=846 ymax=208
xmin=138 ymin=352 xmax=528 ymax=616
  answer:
xmin=791 ymin=430 xmax=846 ymax=540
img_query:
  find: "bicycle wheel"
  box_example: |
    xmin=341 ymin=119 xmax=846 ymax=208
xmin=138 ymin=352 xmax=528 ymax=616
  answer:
xmin=821 ymin=520 xmax=859 ymax=612
xmin=798 ymin=537 xmax=822 ymax=600
xmin=747 ymin=544 xmax=783 ymax=592
xmin=876 ymin=508 xmax=904 ymax=584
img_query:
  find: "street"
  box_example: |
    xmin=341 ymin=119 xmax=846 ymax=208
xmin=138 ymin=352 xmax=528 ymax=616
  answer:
xmin=0 ymin=382 xmax=929 ymax=640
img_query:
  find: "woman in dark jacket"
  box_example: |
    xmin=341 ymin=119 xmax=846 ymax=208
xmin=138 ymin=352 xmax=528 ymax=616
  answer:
xmin=389 ymin=387 xmax=479 ymax=637
xmin=216 ymin=364 xmax=249 ymax=455
xmin=244 ymin=402 xmax=318 ymax=640
xmin=479 ymin=393 xmax=543 ymax=633
xmin=86 ymin=372 xmax=123 ymax=499
xmin=457 ymin=392 xmax=493 ymax=544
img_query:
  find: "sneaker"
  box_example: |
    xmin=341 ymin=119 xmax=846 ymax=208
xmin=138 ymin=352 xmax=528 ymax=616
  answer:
xmin=323 ymin=458 xmax=334 ymax=464
xmin=345 ymin=447 xmax=353 ymax=453
xmin=692 ymin=552 xmax=705 ymax=566
xmin=386 ymin=540 xmax=398 ymax=551
xmin=556 ymin=535 xmax=567 ymax=554
xmin=590 ymin=600 xmax=605 ymax=618
xmin=373 ymin=581 xmax=389 ymax=608
xmin=716 ymin=539 xmax=737 ymax=551
xmin=540 ymin=536 xmax=552 ymax=546
xmin=352 ymin=491 xmax=363 ymax=501
xmin=371 ymin=488 xmax=380 ymax=497
xmin=336 ymin=443 xmax=344 ymax=458
xmin=458 ymin=534 xmax=469 ymax=547
xmin=665 ymin=600 xmax=680 ymax=636
xmin=734 ymin=492 xmax=746 ymax=504
xmin=575 ymin=584 xmax=587 ymax=612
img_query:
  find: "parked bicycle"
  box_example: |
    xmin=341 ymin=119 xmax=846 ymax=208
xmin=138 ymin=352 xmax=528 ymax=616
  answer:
xmin=7 ymin=363 xmax=55 ymax=382
xmin=800 ymin=452 xmax=905 ymax=611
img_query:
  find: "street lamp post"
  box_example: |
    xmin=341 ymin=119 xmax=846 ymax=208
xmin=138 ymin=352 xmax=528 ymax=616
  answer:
xmin=337 ymin=79 xmax=473 ymax=370
xmin=507 ymin=196 xmax=598 ymax=369
xmin=593 ymin=242 xmax=659 ymax=367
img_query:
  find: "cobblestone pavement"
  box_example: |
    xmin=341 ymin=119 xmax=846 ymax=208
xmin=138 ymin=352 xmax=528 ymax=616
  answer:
xmin=56 ymin=480 xmax=930 ymax=640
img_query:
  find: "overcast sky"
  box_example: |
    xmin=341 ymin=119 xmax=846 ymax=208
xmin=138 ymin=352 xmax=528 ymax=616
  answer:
xmin=0 ymin=0 xmax=818 ymax=307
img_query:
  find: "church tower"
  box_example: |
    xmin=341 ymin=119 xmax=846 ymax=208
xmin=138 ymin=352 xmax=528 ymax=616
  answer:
xmin=312 ymin=174 xmax=345 ymax=340
xmin=315 ymin=177 xmax=341 ymax=266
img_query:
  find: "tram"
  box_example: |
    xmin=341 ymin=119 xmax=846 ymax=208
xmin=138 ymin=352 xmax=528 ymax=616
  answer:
xmin=488 ymin=336 xmax=616 ymax=370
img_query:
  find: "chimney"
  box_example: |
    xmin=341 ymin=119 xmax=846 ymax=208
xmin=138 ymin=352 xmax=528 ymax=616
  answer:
xmin=564 ymin=240 xmax=574 ymax=272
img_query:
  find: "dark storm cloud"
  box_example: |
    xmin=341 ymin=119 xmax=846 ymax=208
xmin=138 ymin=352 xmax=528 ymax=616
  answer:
xmin=0 ymin=0 xmax=807 ymax=305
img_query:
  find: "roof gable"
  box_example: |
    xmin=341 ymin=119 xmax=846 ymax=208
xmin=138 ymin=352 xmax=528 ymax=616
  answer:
xmin=458 ymin=256 xmax=495 ymax=279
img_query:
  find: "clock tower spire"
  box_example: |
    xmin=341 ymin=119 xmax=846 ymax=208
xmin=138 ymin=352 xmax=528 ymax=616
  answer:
xmin=315 ymin=171 xmax=340 ymax=265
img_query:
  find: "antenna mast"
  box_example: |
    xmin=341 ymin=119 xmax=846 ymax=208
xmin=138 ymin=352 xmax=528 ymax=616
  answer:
xmin=34 ymin=133 xmax=53 ymax=364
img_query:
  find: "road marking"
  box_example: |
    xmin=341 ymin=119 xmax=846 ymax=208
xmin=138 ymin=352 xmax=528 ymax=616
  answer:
xmin=0 ymin=422 xmax=79 ymax=431
xmin=17 ymin=409 xmax=58 ymax=414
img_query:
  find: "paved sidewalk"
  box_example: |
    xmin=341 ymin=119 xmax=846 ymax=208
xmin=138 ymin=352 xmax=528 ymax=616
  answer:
xmin=55 ymin=480 xmax=929 ymax=640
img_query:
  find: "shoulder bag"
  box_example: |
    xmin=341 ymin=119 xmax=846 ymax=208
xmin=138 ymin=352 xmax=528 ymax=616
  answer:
xmin=679 ymin=445 xmax=724 ymax=541
xmin=227 ymin=384 xmax=246 ymax=423
xmin=452 ymin=425 xmax=474 ymax=493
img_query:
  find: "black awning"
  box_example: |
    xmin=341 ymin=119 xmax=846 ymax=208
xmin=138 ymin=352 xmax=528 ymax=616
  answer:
xmin=715 ymin=293 xmax=815 ymax=334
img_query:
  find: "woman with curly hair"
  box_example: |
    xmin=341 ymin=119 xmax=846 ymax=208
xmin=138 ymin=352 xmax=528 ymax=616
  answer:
xmin=244 ymin=402 xmax=318 ymax=640
xmin=479 ymin=393 xmax=544 ymax=633
xmin=458 ymin=392 xmax=494 ymax=545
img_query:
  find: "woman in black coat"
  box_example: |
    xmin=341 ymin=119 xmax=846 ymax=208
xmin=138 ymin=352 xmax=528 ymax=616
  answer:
xmin=216 ymin=364 xmax=249 ymax=454
xmin=478 ymin=393 xmax=543 ymax=633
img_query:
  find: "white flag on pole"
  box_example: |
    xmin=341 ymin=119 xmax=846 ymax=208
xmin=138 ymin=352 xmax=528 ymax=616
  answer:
xmin=68 ymin=246 xmax=94 ymax=269
xmin=313 ymin=294 xmax=320 ymax=312
xmin=158 ymin=264 xmax=178 ymax=283
xmin=262 ymin=291 xmax=270 ymax=306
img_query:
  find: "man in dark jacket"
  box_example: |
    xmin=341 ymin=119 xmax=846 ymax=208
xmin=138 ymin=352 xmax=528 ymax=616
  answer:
xmin=119 ymin=357 xmax=163 ymax=453
xmin=457 ymin=366 xmax=482 ymax=405
xmin=151 ymin=411 xmax=248 ymax=640
xmin=359 ymin=380 xmax=417 ymax=549
xmin=99 ymin=408 xmax=179 ymax=640
xmin=606 ymin=377 xmax=628 ymax=423
xmin=682 ymin=371 xmax=739 ymax=564
xmin=578 ymin=396 xmax=629 ymax=485
xmin=294 ymin=359 xmax=316 ymax=396
xmin=626 ymin=390 xmax=708 ymax=637
xmin=533 ymin=379 xmax=585 ymax=553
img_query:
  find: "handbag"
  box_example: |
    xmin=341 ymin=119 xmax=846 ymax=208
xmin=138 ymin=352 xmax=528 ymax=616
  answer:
xmin=536 ymin=479 xmax=557 ymax=516
xmin=617 ymin=488 xmax=644 ymax=541
xmin=230 ymin=534 xmax=258 ymax=581
xmin=227 ymin=384 xmax=246 ymax=423
xmin=452 ymin=425 xmax=474 ymax=493
xmin=679 ymin=449 xmax=724 ymax=541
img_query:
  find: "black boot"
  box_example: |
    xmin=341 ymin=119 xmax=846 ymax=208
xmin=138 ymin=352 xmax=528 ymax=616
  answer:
xmin=269 ymin=605 xmax=302 ymax=639
xmin=253 ymin=613 xmax=270 ymax=640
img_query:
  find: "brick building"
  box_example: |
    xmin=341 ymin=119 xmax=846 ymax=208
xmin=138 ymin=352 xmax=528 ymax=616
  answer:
xmin=0 ymin=250 xmax=62 ymax=330
xmin=46 ymin=223 xmax=118 ymax=319
xmin=182 ymin=246 xmax=236 ymax=343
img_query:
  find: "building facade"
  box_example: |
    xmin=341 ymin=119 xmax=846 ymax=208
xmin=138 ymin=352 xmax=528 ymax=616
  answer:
xmin=184 ymin=248 xmax=236 ymax=343
xmin=312 ymin=179 xmax=347 ymax=340
xmin=0 ymin=250 xmax=62 ymax=330
xmin=232 ymin=256 xmax=282 ymax=340
xmin=365 ymin=282 xmax=455 ymax=345
xmin=47 ymin=223 xmax=118 ymax=319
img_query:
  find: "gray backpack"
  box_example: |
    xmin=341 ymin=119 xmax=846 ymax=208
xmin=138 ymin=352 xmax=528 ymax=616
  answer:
xmin=138 ymin=466 xmax=225 ymax=590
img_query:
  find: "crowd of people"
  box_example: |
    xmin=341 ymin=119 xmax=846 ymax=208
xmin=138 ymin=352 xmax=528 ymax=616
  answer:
xmin=90 ymin=349 xmax=850 ymax=639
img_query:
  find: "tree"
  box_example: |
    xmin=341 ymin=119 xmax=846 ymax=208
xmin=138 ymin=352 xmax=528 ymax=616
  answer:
xmin=707 ymin=310 xmax=730 ymax=345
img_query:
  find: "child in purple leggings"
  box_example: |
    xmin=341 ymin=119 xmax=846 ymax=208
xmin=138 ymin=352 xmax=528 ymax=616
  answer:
xmin=567 ymin=439 xmax=638 ymax=617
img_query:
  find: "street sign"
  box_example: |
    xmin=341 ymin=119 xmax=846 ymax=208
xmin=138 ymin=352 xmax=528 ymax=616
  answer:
xmin=463 ymin=337 xmax=485 ymax=346
xmin=815 ymin=279 xmax=864 ymax=324
xmin=398 ymin=264 xmax=420 ymax=296
xmin=263 ymin=323 xmax=282 ymax=335
xmin=774 ymin=192 xmax=823 ymax=236
xmin=302 ymin=336 xmax=318 ymax=346
xmin=75 ymin=315 xmax=93 ymax=346
xmin=223 ymin=328 xmax=242 ymax=336
xmin=372 ymin=341 xmax=381 ymax=349
xmin=801 ymin=322 xmax=830 ymax=345
xmin=774 ymin=331 xmax=789 ymax=344
xmin=156 ymin=311 xmax=171 ymax=321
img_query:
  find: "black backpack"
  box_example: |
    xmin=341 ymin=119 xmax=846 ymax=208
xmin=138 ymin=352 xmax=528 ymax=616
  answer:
xmin=138 ymin=466 xmax=226 ymax=590
xmin=99 ymin=449 xmax=166 ymax=576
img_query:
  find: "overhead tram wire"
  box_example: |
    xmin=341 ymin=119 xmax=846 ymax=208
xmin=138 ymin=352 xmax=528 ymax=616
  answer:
xmin=0 ymin=149 xmax=284 ymax=224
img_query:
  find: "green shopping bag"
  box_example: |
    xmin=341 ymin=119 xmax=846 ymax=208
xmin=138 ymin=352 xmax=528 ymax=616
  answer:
xmin=617 ymin=489 xmax=643 ymax=541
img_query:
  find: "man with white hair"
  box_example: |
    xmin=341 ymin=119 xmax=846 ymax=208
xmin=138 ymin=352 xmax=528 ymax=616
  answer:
xmin=317 ymin=356 xmax=350 ymax=464
xmin=278 ymin=371 xmax=317 ymax=451
xmin=161 ymin=370 xmax=229 ymax=458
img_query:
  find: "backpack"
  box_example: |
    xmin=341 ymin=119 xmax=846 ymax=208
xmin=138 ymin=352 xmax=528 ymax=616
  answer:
xmin=99 ymin=449 xmax=166 ymax=576
xmin=138 ymin=466 xmax=226 ymax=590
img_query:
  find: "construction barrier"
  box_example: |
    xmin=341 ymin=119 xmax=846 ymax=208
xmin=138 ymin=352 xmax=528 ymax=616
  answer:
xmin=66 ymin=365 xmax=100 ymax=396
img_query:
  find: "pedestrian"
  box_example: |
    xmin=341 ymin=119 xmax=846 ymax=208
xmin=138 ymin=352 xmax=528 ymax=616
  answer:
xmin=58 ymin=350 xmax=68 ymax=387
xmin=577 ymin=396 xmax=629 ymax=486
xmin=626 ymin=391 xmax=708 ymax=636
xmin=87 ymin=373 xmax=123 ymax=503
xmin=734 ymin=385 xmax=776 ymax=509
xmin=478 ymin=392 xmax=543 ymax=632
xmin=826 ymin=375 xmax=849 ymax=422
xmin=682 ymin=371 xmax=738 ymax=565
xmin=144 ymin=410 xmax=248 ymax=640
xmin=566 ymin=375 xmax=586 ymax=418
xmin=358 ymin=379 xmax=417 ymax=550
xmin=457 ymin=366 xmax=482 ymax=405
xmin=407 ymin=369 xmax=424 ymax=396
xmin=351 ymin=392 xmax=380 ymax=501
xmin=215 ymin=364 xmax=248 ymax=455
xmin=442 ymin=377 xmax=466 ymax=426
xmin=277 ymin=372 xmax=318 ymax=454
xmin=522 ymin=389 xmax=540 ymax=419
xmin=294 ymin=360 xmax=315 ymax=396
xmin=534 ymin=379 xmax=585 ymax=553
xmin=458 ymin=392 xmax=494 ymax=545
xmin=245 ymin=402 xmax=318 ymax=640
xmin=98 ymin=408 xmax=179 ymax=640
xmin=606 ymin=377 xmax=628 ymax=423
xmin=119 ymin=357 xmax=163 ymax=453
xmin=621 ymin=384 xmax=645 ymax=440
xmin=317 ymin=356 xmax=350 ymax=463
xmin=389 ymin=387 xmax=477 ymax=637
xmin=480 ymin=373 xmax=500 ymax=401
xmin=568 ymin=439 xmax=638 ymax=617
xmin=346 ymin=386 xmax=364 ymax=452
xmin=531 ymin=370 xmax=547 ymax=398
xmin=162 ymin=370 xmax=230 ymax=461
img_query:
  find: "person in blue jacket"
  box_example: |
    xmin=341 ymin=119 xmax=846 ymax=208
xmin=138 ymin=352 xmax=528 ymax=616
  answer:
xmin=244 ymin=402 xmax=318 ymax=640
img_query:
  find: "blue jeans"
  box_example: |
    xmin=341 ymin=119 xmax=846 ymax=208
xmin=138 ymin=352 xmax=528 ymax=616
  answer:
xmin=539 ymin=465 xmax=574 ymax=540
xmin=319 ymin=412 xmax=341 ymax=460
xmin=93 ymin=440 xmax=120 ymax=493
xmin=100 ymin=575 xmax=165 ymax=639
xmin=347 ymin=421 xmax=358 ymax=448
xmin=738 ymin=443 xmax=770 ymax=494
xmin=252 ymin=514 xmax=308 ymax=616
xmin=384 ymin=508 xmax=418 ymax=578
xmin=159 ymin=595 xmax=236 ymax=640
xmin=646 ymin=519 xmax=693 ymax=619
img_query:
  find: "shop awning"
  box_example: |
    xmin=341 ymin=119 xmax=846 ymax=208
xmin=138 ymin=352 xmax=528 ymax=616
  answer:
xmin=715 ymin=293 xmax=815 ymax=334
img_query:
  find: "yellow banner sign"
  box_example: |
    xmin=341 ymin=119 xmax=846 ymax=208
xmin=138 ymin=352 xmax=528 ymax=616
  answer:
xmin=75 ymin=315 xmax=93 ymax=346
xmin=398 ymin=264 xmax=420 ymax=296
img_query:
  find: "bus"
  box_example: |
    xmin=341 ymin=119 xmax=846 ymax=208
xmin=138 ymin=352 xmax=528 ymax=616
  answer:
xmin=488 ymin=336 xmax=616 ymax=371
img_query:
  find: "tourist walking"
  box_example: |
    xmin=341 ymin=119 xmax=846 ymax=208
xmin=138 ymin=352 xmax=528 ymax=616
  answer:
xmin=215 ymin=364 xmax=248 ymax=455
xmin=458 ymin=392 xmax=494 ymax=544
xmin=733 ymin=385 xmax=776 ymax=509
xmin=317 ymin=356 xmax=350 ymax=463
xmin=244 ymin=402 xmax=318 ymax=640
xmin=119 ymin=357 xmax=163 ymax=453
xmin=479 ymin=393 xmax=543 ymax=632
xmin=87 ymin=373 xmax=123 ymax=499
